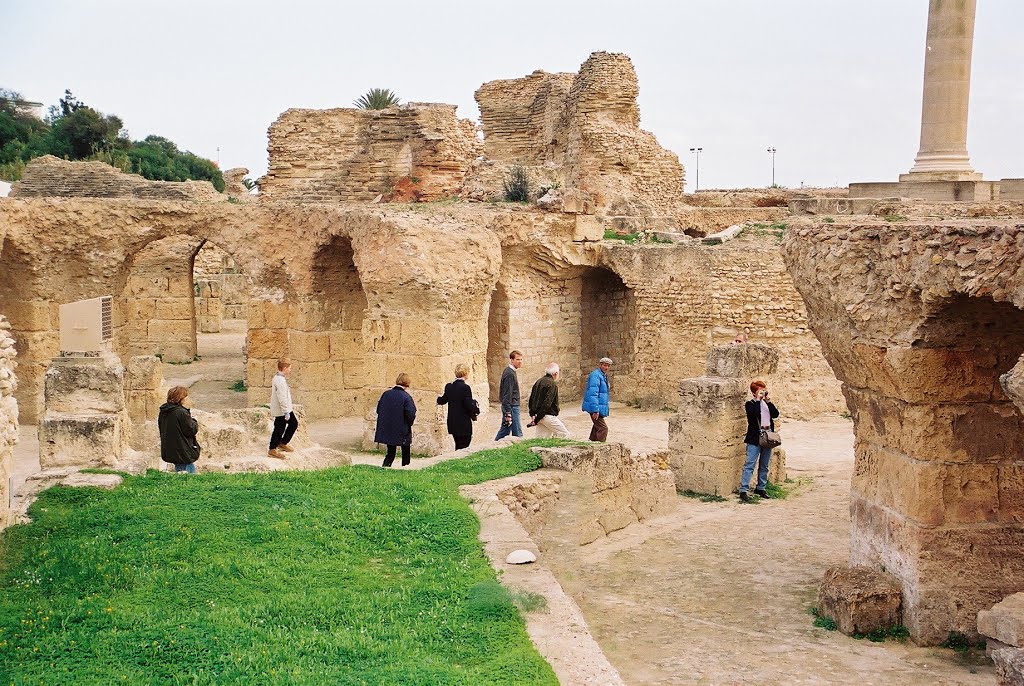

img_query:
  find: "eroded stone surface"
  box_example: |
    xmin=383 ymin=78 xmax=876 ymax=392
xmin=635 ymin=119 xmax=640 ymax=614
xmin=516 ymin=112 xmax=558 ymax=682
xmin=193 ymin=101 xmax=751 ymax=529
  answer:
xmin=979 ymin=593 xmax=1024 ymax=648
xmin=782 ymin=217 xmax=1024 ymax=644
xmin=0 ymin=315 xmax=17 ymax=528
xmin=818 ymin=565 xmax=903 ymax=636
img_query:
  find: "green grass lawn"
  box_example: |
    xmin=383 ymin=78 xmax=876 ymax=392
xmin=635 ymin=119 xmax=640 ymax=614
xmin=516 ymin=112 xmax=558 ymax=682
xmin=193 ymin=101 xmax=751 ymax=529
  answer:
xmin=0 ymin=442 xmax=564 ymax=685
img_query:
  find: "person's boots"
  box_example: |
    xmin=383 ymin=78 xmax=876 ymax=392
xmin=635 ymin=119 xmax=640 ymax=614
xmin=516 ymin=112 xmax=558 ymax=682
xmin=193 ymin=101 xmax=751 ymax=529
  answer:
xmin=739 ymin=492 xmax=749 ymax=502
xmin=278 ymin=444 xmax=295 ymax=453
xmin=268 ymin=448 xmax=285 ymax=459
xmin=754 ymin=489 xmax=770 ymax=499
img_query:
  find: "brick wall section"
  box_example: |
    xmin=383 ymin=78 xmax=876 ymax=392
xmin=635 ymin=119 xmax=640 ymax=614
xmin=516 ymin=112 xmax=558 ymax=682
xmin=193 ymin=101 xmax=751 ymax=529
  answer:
xmin=0 ymin=315 xmax=18 ymax=530
xmin=117 ymin=236 xmax=201 ymax=363
xmin=10 ymin=155 xmax=220 ymax=200
xmin=261 ymin=103 xmax=481 ymax=203
xmin=475 ymin=70 xmax=575 ymax=163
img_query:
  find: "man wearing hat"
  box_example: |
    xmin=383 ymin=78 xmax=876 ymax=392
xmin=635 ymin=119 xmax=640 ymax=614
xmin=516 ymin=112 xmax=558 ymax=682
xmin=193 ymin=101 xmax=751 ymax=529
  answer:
xmin=582 ymin=357 xmax=613 ymax=442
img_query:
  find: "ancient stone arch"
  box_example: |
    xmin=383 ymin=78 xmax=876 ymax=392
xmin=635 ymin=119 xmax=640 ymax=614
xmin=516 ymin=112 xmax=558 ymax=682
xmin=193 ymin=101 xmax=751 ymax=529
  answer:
xmin=783 ymin=218 xmax=1024 ymax=644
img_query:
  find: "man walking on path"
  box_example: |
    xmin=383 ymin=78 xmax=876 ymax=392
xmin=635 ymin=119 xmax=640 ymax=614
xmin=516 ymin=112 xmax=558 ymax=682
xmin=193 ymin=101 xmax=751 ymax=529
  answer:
xmin=528 ymin=362 xmax=570 ymax=438
xmin=582 ymin=357 xmax=612 ymax=442
xmin=494 ymin=350 xmax=524 ymax=440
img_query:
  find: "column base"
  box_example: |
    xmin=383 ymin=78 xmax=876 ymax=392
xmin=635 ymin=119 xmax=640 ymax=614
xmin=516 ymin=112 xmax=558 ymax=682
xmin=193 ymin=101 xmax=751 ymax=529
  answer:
xmin=899 ymin=171 xmax=982 ymax=183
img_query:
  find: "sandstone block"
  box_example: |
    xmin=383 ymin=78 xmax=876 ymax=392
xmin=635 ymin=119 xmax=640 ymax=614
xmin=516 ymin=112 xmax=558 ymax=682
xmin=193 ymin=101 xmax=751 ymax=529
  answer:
xmin=363 ymin=319 xmax=400 ymax=354
xmin=154 ymin=297 xmax=193 ymax=320
xmin=667 ymin=413 xmax=745 ymax=458
xmin=5 ymin=300 xmax=54 ymax=332
xmin=675 ymin=376 xmax=748 ymax=417
xmin=289 ymin=331 xmax=331 ymax=362
xmin=44 ymin=355 xmax=126 ymax=414
xmin=670 ymin=453 xmax=737 ymax=496
xmin=978 ymin=593 xmax=1024 ymax=648
xmin=329 ymin=329 xmax=365 ymax=359
xmin=705 ymin=344 xmax=779 ymax=379
xmin=196 ymin=315 xmax=222 ymax=333
xmin=246 ymin=328 xmax=288 ymax=359
xmin=574 ymin=214 xmax=603 ymax=242
xmin=294 ymin=361 xmax=344 ymax=391
xmin=993 ymin=647 xmax=1024 ymax=686
xmin=400 ymin=320 xmax=446 ymax=355
xmin=147 ymin=319 xmax=193 ymax=343
xmin=817 ymin=566 xmax=903 ymax=636
xmin=127 ymin=355 xmax=162 ymax=391
xmin=38 ymin=413 xmax=126 ymax=469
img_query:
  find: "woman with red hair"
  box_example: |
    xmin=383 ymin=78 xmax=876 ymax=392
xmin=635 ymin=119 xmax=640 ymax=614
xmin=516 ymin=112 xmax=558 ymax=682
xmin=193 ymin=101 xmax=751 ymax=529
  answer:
xmin=740 ymin=380 xmax=779 ymax=501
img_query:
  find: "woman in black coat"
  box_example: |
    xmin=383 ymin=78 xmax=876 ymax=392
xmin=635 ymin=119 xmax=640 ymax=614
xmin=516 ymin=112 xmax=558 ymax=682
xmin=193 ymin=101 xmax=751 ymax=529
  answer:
xmin=740 ymin=379 xmax=780 ymax=501
xmin=158 ymin=385 xmax=201 ymax=473
xmin=375 ymin=373 xmax=417 ymax=467
xmin=437 ymin=363 xmax=479 ymax=450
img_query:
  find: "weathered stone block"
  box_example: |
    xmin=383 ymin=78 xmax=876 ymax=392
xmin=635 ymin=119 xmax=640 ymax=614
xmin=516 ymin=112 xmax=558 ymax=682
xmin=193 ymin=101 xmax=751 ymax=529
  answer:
xmin=127 ymin=355 xmax=162 ymax=391
xmin=573 ymin=214 xmax=603 ymax=242
xmin=817 ymin=566 xmax=903 ymax=636
xmin=246 ymin=328 xmax=288 ymax=359
xmin=289 ymin=331 xmax=331 ymax=362
xmin=329 ymin=329 xmax=364 ymax=359
xmin=154 ymin=297 xmax=193 ymax=320
xmin=675 ymin=376 xmax=748 ymax=417
xmin=147 ymin=319 xmax=193 ymax=343
xmin=670 ymin=453 xmax=737 ymax=496
xmin=979 ymin=593 xmax=1024 ymax=648
xmin=38 ymin=413 xmax=126 ymax=469
xmin=44 ymin=355 xmax=126 ymax=414
xmin=667 ymin=413 xmax=745 ymax=458
xmin=705 ymin=343 xmax=779 ymax=379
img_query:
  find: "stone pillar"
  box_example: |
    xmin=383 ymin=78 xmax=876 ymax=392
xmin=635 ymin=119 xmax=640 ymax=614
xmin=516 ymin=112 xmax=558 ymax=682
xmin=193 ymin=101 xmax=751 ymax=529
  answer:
xmin=668 ymin=344 xmax=786 ymax=496
xmin=902 ymin=0 xmax=981 ymax=181
xmin=38 ymin=353 xmax=131 ymax=469
xmin=194 ymin=279 xmax=223 ymax=333
xmin=0 ymin=316 xmax=19 ymax=530
xmin=126 ymin=355 xmax=164 ymax=423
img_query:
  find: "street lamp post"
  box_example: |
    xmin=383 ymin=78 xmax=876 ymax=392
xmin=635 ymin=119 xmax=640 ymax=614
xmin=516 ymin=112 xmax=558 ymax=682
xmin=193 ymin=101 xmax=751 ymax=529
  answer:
xmin=689 ymin=147 xmax=703 ymax=191
xmin=766 ymin=147 xmax=777 ymax=187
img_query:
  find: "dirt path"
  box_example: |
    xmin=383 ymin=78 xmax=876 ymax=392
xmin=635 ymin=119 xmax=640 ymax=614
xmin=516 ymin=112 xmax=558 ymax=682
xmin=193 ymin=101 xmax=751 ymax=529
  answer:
xmin=538 ymin=417 xmax=994 ymax=685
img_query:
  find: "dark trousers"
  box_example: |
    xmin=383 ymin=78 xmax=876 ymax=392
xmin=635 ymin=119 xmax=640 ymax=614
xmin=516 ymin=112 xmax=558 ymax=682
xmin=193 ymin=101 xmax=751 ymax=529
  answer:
xmin=382 ymin=444 xmax=411 ymax=467
xmin=589 ymin=414 xmax=608 ymax=442
xmin=270 ymin=413 xmax=299 ymax=449
xmin=452 ymin=434 xmax=472 ymax=450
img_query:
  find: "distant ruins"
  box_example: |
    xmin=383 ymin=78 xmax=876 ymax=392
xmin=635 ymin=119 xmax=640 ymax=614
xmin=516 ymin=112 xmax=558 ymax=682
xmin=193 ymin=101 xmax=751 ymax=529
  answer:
xmin=1 ymin=39 xmax=1021 ymax=652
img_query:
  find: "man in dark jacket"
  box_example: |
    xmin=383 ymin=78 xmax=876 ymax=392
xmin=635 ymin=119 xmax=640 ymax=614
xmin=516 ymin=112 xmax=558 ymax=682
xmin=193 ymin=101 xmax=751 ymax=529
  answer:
xmin=494 ymin=350 xmax=523 ymax=440
xmin=437 ymin=363 xmax=478 ymax=450
xmin=375 ymin=372 xmax=417 ymax=467
xmin=158 ymin=386 xmax=200 ymax=473
xmin=527 ymin=362 xmax=570 ymax=438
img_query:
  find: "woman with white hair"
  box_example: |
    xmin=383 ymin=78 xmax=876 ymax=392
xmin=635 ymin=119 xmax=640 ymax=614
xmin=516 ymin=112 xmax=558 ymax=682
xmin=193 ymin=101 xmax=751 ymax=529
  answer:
xmin=527 ymin=362 xmax=570 ymax=439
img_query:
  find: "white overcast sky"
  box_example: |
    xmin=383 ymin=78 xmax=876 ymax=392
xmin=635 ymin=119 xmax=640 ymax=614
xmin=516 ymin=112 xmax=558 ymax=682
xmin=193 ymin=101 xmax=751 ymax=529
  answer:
xmin=2 ymin=0 xmax=1022 ymax=190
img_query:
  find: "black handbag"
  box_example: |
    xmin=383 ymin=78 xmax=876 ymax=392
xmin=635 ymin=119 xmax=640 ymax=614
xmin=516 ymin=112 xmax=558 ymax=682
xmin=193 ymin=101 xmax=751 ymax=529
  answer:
xmin=759 ymin=429 xmax=782 ymax=449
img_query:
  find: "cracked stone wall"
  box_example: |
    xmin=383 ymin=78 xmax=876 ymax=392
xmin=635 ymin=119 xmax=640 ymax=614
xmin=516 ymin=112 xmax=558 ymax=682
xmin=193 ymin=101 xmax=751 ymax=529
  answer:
xmin=782 ymin=217 xmax=1024 ymax=644
xmin=261 ymin=103 xmax=481 ymax=203
xmin=0 ymin=315 xmax=18 ymax=530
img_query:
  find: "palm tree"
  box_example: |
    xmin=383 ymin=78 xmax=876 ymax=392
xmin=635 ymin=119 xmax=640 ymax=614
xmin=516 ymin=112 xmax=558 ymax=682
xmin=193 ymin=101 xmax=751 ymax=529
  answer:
xmin=353 ymin=88 xmax=401 ymax=110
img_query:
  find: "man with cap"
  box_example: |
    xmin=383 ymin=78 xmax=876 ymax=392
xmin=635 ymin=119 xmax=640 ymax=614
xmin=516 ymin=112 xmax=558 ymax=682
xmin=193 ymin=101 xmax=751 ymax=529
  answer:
xmin=582 ymin=357 xmax=612 ymax=442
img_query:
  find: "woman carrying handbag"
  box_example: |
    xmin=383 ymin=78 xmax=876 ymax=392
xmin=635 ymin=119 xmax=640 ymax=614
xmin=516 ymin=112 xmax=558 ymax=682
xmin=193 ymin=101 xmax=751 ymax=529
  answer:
xmin=739 ymin=379 xmax=780 ymax=501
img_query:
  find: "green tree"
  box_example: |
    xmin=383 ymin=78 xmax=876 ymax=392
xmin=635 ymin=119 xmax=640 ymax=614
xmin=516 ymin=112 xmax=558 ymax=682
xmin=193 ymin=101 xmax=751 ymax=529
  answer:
xmin=354 ymin=88 xmax=401 ymax=110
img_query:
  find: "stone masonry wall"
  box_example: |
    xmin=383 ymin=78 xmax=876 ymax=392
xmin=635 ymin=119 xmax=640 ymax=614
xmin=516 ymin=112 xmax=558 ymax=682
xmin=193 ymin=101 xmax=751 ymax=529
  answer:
xmin=0 ymin=315 xmax=18 ymax=530
xmin=602 ymin=237 xmax=844 ymax=418
xmin=475 ymin=52 xmax=684 ymax=224
xmin=261 ymin=103 xmax=481 ymax=203
xmin=11 ymin=155 xmax=220 ymax=201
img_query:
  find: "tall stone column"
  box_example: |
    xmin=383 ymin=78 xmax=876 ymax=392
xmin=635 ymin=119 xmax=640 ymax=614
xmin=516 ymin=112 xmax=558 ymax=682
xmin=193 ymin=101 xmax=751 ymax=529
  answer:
xmin=902 ymin=0 xmax=981 ymax=181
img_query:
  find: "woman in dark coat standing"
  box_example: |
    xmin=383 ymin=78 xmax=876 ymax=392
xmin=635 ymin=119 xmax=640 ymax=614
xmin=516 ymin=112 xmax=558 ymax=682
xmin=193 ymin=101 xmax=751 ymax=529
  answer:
xmin=739 ymin=379 xmax=780 ymax=501
xmin=375 ymin=372 xmax=417 ymax=467
xmin=437 ymin=363 xmax=478 ymax=450
xmin=158 ymin=385 xmax=201 ymax=473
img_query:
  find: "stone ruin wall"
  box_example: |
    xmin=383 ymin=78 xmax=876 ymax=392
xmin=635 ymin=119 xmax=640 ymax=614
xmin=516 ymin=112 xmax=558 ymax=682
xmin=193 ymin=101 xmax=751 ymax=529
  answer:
xmin=475 ymin=52 xmax=685 ymax=225
xmin=10 ymin=155 xmax=220 ymax=201
xmin=260 ymin=104 xmax=481 ymax=203
xmin=0 ymin=315 xmax=17 ymax=530
xmin=0 ymin=196 xmax=845 ymax=450
xmin=783 ymin=217 xmax=1024 ymax=644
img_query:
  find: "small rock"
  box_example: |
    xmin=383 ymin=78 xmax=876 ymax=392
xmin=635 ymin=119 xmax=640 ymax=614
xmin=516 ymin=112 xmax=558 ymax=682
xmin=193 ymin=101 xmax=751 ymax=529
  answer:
xmin=505 ymin=549 xmax=537 ymax=565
